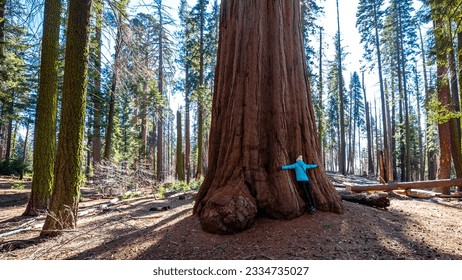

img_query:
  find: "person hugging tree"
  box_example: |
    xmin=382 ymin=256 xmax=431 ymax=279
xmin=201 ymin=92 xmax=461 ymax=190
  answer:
xmin=279 ymin=155 xmax=318 ymax=213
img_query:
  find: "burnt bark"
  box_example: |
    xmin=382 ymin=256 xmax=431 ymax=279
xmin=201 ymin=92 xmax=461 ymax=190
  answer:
xmin=338 ymin=190 xmax=389 ymax=209
xmin=193 ymin=0 xmax=343 ymax=234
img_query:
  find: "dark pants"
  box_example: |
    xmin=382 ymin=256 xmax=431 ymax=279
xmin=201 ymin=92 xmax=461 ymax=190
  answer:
xmin=298 ymin=181 xmax=316 ymax=211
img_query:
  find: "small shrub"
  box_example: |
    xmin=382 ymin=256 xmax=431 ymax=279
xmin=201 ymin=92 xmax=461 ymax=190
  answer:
xmin=189 ymin=178 xmax=203 ymax=191
xmin=11 ymin=183 xmax=26 ymax=190
xmin=156 ymin=185 xmax=167 ymax=198
xmin=121 ymin=191 xmax=142 ymax=200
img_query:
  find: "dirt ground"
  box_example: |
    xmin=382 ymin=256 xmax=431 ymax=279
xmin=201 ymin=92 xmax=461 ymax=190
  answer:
xmin=1 ymin=174 xmax=462 ymax=260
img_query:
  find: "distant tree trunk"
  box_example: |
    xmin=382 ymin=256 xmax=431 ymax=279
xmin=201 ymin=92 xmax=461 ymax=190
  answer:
xmin=20 ymin=118 xmax=30 ymax=180
xmin=22 ymin=118 xmax=30 ymax=163
xmin=373 ymin=0 xmax=391 ymax=182
xmin=185 ymin=54 xmax=191 ymax=183
xmin=91 ymin=0 xmax=103 ymax=165
xmin=419 ymin=27 xmax=436 ymax=180
xmin=336 ymin=0 xmax=346 ymax=175
xmin=85 ymin=113 xmax=92 ymax=176
xmin=23 ymin=0 xmax=61 ymax=216
xmin=5 ymin=106 xmax=12 ymax=160
xmin=397 ymin=12 xmax=411 ymax=182
xmin=141 ymin=85 xmax=148 ymax=160
xmin=176 ymin=110 xmax=184 ymax=181
xmin=196 ymin=0 xmax=206 ymax=178
xmin=363 ymin=72 xmax=373 ymax=175
xmin=156 ymin=1 xmax=164 ymax=181
xmin=104 ymin=5 xmax=123 ymax=160
xmin=41 ymin=0 xmax=92 ymax=236
xmin=347 ymin=89 xmax=353 ymax=174
xmin=193 ymin=0 xmax=343 ymax=234
xmin=458 ymin=30 xmax=462 ymax=191
xmin=414 ymin=64 xmax=424 ymax=181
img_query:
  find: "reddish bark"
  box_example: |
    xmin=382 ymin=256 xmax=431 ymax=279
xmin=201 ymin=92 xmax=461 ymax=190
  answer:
xmin=193 ymin=0 xmax=343 ymax=234
xmin=433 ymin=18 xmax=451 ymax=194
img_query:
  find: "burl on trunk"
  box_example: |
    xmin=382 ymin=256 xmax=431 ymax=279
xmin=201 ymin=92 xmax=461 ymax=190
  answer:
xmin=193 ymin=0 xmax=343 ymax=234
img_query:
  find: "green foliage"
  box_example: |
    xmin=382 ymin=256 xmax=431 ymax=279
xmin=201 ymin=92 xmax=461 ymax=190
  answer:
xmin=10 ymin=183 xmax=26 ymax=190
xmin=121 ymin=190 xmax=142 ymax=200
xmin=301 ymin=0 xmax=324 ymax=79
xmin=349 ymin=71 xmax=365 ymax=129
xmin=356 ymin=0 xmax=385 ymax=64
xmin=189 ymin=178 xmax=203 ymax=191
xmin=426 ymin=93 xmax=462 ymax=124
xmin=0 ymin=158 xmax=29 ymax=176
xmin=156 ymin=178 xmax=203 ymax=198
xmin=156 ymin=184 xmax=167 ymax=198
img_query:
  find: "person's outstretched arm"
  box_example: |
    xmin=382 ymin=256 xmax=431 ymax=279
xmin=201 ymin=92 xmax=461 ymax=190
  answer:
xmin=281 ymin=163 xmax=297 ymax=170
xmin=304 ymin=163 xmax=318 ymax=169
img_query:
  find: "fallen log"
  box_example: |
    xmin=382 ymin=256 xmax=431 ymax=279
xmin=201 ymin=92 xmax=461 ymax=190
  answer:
xmin=338 ymin=190 xmax=390 ymax=209
xmin=404 ymin=189 xmax=439 ymax=199
xmin=347 ymin=178 xmax=462 ymax=193
xmin=395 ymin=189 xmax=462 ymax=199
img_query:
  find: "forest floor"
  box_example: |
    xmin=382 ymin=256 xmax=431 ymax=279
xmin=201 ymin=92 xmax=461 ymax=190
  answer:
xmin=1 ymin=174 xmax=462 ymax=260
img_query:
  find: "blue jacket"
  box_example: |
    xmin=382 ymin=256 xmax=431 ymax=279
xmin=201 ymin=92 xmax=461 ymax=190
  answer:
xmin=282 ymin=160 xmax=318 ymax=182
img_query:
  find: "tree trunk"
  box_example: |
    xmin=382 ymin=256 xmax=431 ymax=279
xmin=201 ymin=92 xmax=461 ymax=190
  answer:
xmin=41 ymin=0 xmax=92 ymax=237
xmin=362 ymin=72 xmax=374 ymax=175
xmin=317 ymin=27 xmax=324 ymax=166
xmin=373 ymin=0 xmax=391 ymax=182
xmin=396 ymin=33 xmax=405 ymax=182
xmin=91 ymin=0 xmax=103 ymax=165
xmin=347 ymin=88 xmax=353 ymax=174
xmin=336 ymin=0 xmax=346 ymax=175
xmin=447 ymin=29 xmax=462 ymax=179
xmin=196 ymin=0 xmax=206 ymax=178
xmin=185 ymin=54 xmax=191 ymax=184
xmin=338 ymin=190 xmax=389 ymax=209
xmin=156 ymin=1 xmax=164 ymax=181
xmin=20 ymin=118 xmax=30 ymax=180
xmin=458 ymin=30 xmax=462 ymax=191
xmin=23 ymin=0 xmax=61 ymax=216
xmin=397 ymin=12 xmax=411 ymax=182
xmin=419 ymin=27 xmax=436 ymax=180
xmin=193 ymin=0 xmax=343 ymax=234
xmin=433 ymin=18 xmax=451 ymax=194
xmin=141 ymin=83 xmax=148 ymax=159
xmin=176 ymin=110 xmax=184 ymax=181
xmin=0 ymin=0 xmax=6 ymax=60
xmin=104 ymin=6 xmax=123 ymax=160
xmin=346 ymin=178 xmax=462 ymax=192
xmin=5 ymin=99 xmax=13 ymax=160
xmin=414 ymin=63 xmax=424 ymax=181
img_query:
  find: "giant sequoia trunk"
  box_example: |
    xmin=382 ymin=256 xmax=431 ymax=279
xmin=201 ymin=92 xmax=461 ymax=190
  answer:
xmin=193 ymin=0 xmax=343 ymax=234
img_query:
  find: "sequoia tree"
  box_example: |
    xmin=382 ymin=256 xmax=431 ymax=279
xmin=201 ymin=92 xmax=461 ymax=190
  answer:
xmin=193 ymin=0 xmax=344 ymax=234
xmin=41 ymin=0 xmax=93 ymax=236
